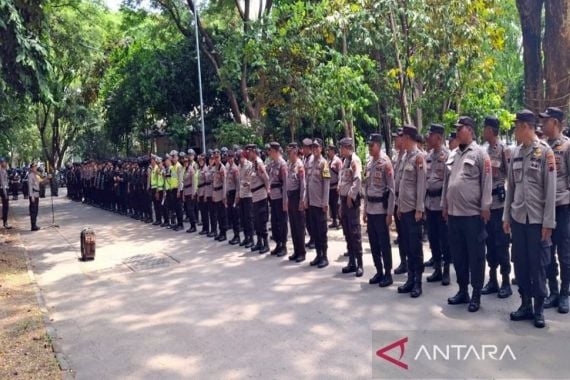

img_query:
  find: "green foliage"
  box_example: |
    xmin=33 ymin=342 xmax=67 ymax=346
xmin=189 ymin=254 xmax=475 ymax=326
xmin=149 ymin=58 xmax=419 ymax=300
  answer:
xmin=214 ymin=122 xmax=262 ymax=147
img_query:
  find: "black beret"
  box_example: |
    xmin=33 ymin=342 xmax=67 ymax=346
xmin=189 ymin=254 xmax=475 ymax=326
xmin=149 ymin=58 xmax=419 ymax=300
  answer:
xmin=539 ymin=107 xmax=565 ymax=122
xmin=402 ymin=124 xmax=418 ymax=138
xmin=514 ymin=109 xmax=536 ymax=124
xmin=368 ymin=133 xmax=382 ymax=144
xmin=429 ymin=123 xmax=445 ymax=135
xmin=312 ymin=138 xmax=324 ymax=147
xmin=484 ymin=116 xmax=500 ymax=129
xmin=339 ymin=137 xmax=354 ymax=147
xmin=455 ymin=116 xmax=475 ymax=129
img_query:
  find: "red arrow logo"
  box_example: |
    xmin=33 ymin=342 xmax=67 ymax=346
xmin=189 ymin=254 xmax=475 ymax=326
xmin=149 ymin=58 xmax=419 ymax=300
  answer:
xmin=376 ymin=337 xmax=409 ymax=370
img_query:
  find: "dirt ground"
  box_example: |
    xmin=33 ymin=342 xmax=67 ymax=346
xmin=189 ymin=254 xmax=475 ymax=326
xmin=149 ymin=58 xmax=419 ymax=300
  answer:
xmin=0 ymin=230 xmax=62 ymax=380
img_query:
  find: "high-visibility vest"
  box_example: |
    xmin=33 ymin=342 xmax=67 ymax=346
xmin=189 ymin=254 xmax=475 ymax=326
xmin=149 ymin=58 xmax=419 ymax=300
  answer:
xmin=150 ymin=166 xmax=159 ymax=189
xmin=157 ymin=169 xmax=165 ymax=190
xmin=168 ymin=164 xmax=179 ymax=190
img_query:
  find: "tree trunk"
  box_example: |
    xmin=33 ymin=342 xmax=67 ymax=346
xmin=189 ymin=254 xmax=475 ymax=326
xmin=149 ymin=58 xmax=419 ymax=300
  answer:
xmin=517 ymin=0 xmax=545 ymax=113
xmin=543 ymin=0 xmax=570 ymax=113
xmin=388 ymin=9 xmax=412 ymax=126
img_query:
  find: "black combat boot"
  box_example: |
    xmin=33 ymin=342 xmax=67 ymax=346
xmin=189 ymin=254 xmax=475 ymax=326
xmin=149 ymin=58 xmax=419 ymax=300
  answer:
xmin=448 ymin=287 xmax=470 ymax=305
xmin=398 ymin=273 xmax=414 ymax=294
xmin=288 ymin=250 xmax=298 ymax=261
xmin=394 ymin=261 xmax=407 ymax=275
xmin=207 ymin=230 xmax=216 ymax=238
xmin=481 ymin=268 xmax=499 ymax=295
xmin=259 ymin=237 xmax=270 ymax=254
xmin=498 ymin=274 xmax=513 ymax=298
xmin=270 ymin=242 xmax=282 ymax=256
xmin=379 ymin=272 xmax=393 ymax=287
xmin=244 ymin=236 xmax=254 ymax=249
xmin=239 ymin=236 xmax=247 ymax=246
xmin=369 ymin=272 xmax=383 ymax=285
xmin=152 ymin=220 xmax=161 ymax=226
xmin=426 ymin=261 xmax=442 ymax=283
xmin=544 ymin=279 xmax=559 ymax=308
xmin=251 ymin=237 xmax=262 ymax=252
xmin=342 ymin=256 xmax=357 ymax=274
xmin=468 ymin=289 xmax=481 ymax=312
xmin=276 ymin=243 xmax=287 ymax=257
xmin=229 ymin=235 xmax=240 ymax=245
xmin=295 ymin=253 xmax=306 ymax=263
xmin=199 ymin=228 xmax=208 ymax=235
xmin=411 ymin=272 xmax=422 ymax=298
xmin=355 ymin=256 xmax=364 ymax=277
xmin=559 ymin=282 xmax=569 ymax=314
xmin=317 ymin=248 xmax=329 ymax=268
xmin=534 ymin=296 xmax=546 ymax=328
xmin=310 ymin=250 xmax=322 ymax=266
xmin=216 ymin=231 xmax=227 ymax=242
xmin=186 ymin=224 xmax=197 ymax=233
xmin=442 ymin=264 xmax=450 ymax=286
xmin=510 ymin=295 xmax=534 ymax=321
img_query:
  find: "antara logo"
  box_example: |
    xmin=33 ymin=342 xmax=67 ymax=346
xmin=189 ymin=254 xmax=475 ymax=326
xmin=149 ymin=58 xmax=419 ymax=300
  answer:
xmin=376 ymin=337 xmax=409 ymax=370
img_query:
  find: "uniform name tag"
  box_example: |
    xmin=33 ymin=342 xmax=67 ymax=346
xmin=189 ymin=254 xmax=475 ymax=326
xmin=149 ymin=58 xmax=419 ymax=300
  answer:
xmin=513 ymin=161 xmax=523 ymax=170
xmin=464 ymin=158 xmax=475 ymax=166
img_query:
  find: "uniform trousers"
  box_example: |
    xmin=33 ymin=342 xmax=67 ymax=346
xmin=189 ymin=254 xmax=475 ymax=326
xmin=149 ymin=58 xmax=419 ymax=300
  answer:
xmin=287 ymin=190 xmax=306 ymax=256
xmin=448 ymin=215 xmax=486 ymax=290
xmin=511 ymin=220 xmax=549 ymax=298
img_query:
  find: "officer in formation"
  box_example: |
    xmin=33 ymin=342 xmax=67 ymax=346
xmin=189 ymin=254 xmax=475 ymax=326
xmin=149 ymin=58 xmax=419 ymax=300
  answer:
xmin=0 ymin=157 xmax=12 ymax=229
xmin=327 ymin=144 xmax=343 ymax=229
xmin=285 ymin=143 xmax=306 ymax=262
xmin=27 ymin=162 xmax=51 ymax=231
xmin=267 ymin=142 xmax=288 ymax=256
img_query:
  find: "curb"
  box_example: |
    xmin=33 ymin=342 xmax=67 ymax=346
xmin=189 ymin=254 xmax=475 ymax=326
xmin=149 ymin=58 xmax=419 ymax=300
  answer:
xmin=18 ymin=232 xmax=76 ymax=379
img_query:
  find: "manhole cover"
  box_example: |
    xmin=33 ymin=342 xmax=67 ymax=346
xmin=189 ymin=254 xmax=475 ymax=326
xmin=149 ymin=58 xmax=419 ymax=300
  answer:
xmin=122 ymin=253 xmax=177 ymax=272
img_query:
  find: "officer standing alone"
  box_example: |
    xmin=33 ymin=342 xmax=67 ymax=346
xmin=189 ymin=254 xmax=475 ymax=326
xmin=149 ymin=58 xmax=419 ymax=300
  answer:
xmin=0 ymin=158 xmax=12 ymax=229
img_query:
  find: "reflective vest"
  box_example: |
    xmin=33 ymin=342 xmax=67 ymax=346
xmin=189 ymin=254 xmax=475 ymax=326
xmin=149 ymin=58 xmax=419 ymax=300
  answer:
xmin=150 ymin=166 xmax=159 ymax=189
xmin=168 ymin=164 xmax=179 ymax=190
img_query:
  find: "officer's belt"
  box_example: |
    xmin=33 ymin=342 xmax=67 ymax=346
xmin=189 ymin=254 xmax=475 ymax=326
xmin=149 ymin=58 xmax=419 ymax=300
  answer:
xmin=270 ymin=183 xmax=282 ymax=189
xmin=491 ymin=186 xmax=505 ymax=196
xmin=184 ymin=184 xmax=192 ymax=189
xmin=213 ymin=186 xmax=223 ymax=191
xmin=33 ymin=188 xmax=39 ymax=192
xmin=197 ymin=181 xmax=211 ymax=188
xmin=367 ymin=195 xmax=386 ymax=203
xmin=252 ymin=184 xmax=265 ymax=193
xmin=330 ymin=181 xmax=338 ymax=189
xmin=426 ymin=188 xmax=443 ymax=197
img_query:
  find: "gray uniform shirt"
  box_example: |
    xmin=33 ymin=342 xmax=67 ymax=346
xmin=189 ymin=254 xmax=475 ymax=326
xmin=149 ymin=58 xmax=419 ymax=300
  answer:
xmin=268 ymin=156 xmax=288 ymax=207
xmin=197 ymin=167 xmax=208 ymax=198
xmin=442 ymin=141 xmax=493 ymax=217
xmin=0 ymin=168 xmax=7 ymax=197
xmin=239 ymin=160 xmax=253 ymax=199
xmin=250 ymin=157 xmax=269 ymax=203
xmin=212 ymin=164 xmax=227 ymax=202
xmin=425 ymin=147 xmax=449 ymax=211
xmin=328 ymin=155 xmax=343 ymax=190
xmin=487 ymin=141 xmax=509 ymax=210
xmin=364 ymin=153 xmax=395 ymax=215
xmin=503 ymin=139 xmax=556 ymax=229
xmin=286 ymin=158 xmax=305 ymax=205
xmin=306 ymin=155 xmax=330 ymax=208
xmin=548 ymin=136 xmax=570 ymax=207
xmin=28 ymin=172 xmax=43 ymax=198
xmin=394 ymin=151 xmax=406 ymax=199
xmin=205 ymin=165 xmax=214 ymax=198
xmin=226 ymin=162 xmax=240 ymax=193
xmin=338 ymin=152 xmax=362 ymax=200
xmin=183 ymin=164 xmax=195 ymax=197
xmin=397 ymin=147 xmax=426 ymax=213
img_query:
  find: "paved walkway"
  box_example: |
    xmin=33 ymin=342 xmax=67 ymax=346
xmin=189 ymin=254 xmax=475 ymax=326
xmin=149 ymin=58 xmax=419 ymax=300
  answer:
xmin=10 ymin=190 xmax=568 ymax=379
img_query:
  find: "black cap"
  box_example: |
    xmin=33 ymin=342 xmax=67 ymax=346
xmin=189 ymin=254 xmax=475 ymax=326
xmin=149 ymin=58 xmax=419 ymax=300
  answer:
xmin=449 ymin=132 xmax=457 ymax=140
xmin=312 ymin=138 xmax=323 ymax=147
xmin=339 ymin=137 xmax=354 ymax=147
xmin=269 ymin=142 xmax=281 ymax=150
xmin=327 ymin=144 xmax=337 ymax=151
xmin=245 ymin=144 xmax=257 ymax=150
xmin=539 ymin=107 xmax=565 ymax=122
xmin=514 ymin=109 xmax=536 ymax=124
xmin=415 ymin=134 xmax=425 ymax=144
xmin=287 ymin=142 xmax=299 ymax=150
xmin=429 ymin=123 xmax=445 ymax=135
xmin=368 ymin=133 xmax=383 ymax=144
xmin=302 ymin=138 xmax=313 ymax=147
xmin=402 ymin=124 xmax=418 ymax=138
xmin=455 ymin=116 xmax=475 ymax=129
xmin=484 ymin=116 xmax=500 ymax=130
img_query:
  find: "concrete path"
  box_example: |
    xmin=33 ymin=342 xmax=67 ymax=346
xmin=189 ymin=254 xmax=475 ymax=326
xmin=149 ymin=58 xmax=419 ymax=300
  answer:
xmin=10 ymin=190 xmax=568 ymax=379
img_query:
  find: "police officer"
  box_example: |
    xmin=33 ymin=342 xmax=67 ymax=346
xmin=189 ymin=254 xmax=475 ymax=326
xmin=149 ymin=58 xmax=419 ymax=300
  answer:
xmin=285 ymin=143 xmax=307 ymax=262
xmin=302 ymin=138 xmax=316 ymax=249
xmin=197 ymin=154 xmax=210 ymax=235
xmin=247 ymin=144 xmax=270 ymax=254
xmin=424 ymin=124 xmax=451 ymax=286
xmin=28 ymin=162 xmax=51 ymax=231
xmin=338 ymin=137 xmax=364 ymax=277
xmin=327 ymin=145 xmax=343 ymax=229
xmin=226 ymin=149 xmax=241 ymax=245
xmin=504 ymin=109 xmax=556 ymax=328
xmin=392 ymin=129 xmax=408 ymax=274
xmin=443 ymin=116 xmax=492 ymax=312
xmin=183 ymin=151 xmax=197 ymax=233
xmin=364 ymin=134 xmax=395 ymax=287
xmin=268 ymin=142 xmax=289 ymax=257
xmin=237 ymin=148 xmax=254 ymax=248
xmin=212 ymin=149 xmax=228 ymax=241
xmin=0 ymin=158 xmax=12 ymax=229
xmin=396 ymin=125 xmax=427 ymax=298
xmin=305 ymin=138 xmax=331 ymax=268
xmin=540 ymin=107 xmax=570 ymax=313
xmin=205 ymin=151 xmax=216 ymax=237
xmin=481 ymin=116 xmax=512 ymax=298
xmin=150 ymin=156 xmax=163 ymax=225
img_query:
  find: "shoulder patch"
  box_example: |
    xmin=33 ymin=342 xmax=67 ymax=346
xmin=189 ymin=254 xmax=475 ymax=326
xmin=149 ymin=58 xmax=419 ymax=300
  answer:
xmin=547 ymin=150 xmax=556 ymax=172
xmin=484 ymin=157 xmax=491 ymax=175
xmin=386 ymin=162 xmax=393 ymax=177
xmin=322 ymin=160 xmax=331 ymax=179
xmin=416 ymin=154 xmax=424 ymax=169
